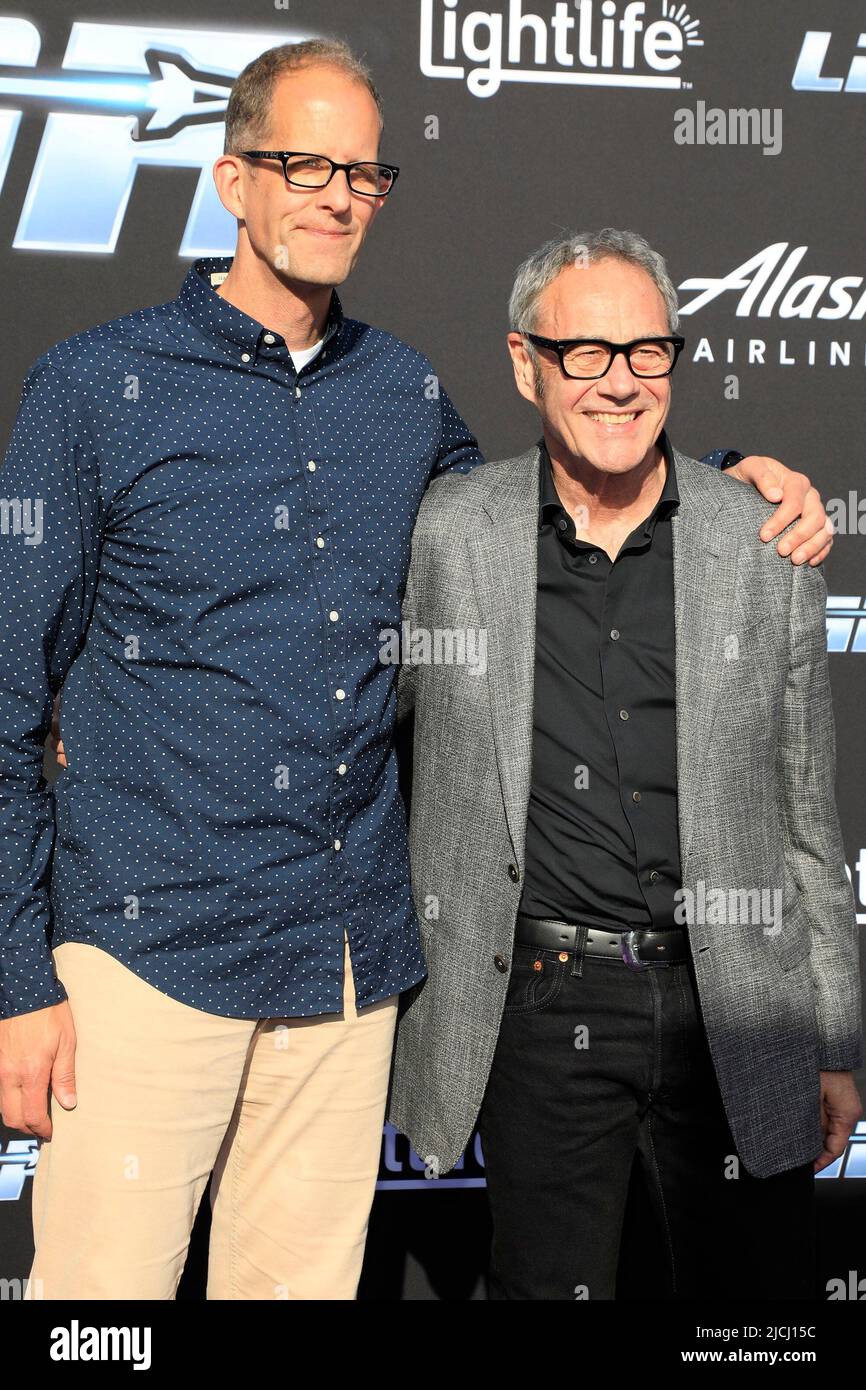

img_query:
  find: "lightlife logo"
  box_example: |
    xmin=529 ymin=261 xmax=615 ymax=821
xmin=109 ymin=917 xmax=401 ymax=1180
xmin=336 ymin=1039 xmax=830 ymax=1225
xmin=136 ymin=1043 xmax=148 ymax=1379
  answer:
xmin=679 ymin=244 xmax=866 ymax=372
xmin=420 ymin=0 xmax=703 ymax=98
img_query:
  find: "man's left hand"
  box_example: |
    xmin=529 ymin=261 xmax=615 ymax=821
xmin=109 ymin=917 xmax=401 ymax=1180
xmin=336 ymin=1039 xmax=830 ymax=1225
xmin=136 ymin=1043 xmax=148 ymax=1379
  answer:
xmin=726 ymin=455 xmax=833 ymax=566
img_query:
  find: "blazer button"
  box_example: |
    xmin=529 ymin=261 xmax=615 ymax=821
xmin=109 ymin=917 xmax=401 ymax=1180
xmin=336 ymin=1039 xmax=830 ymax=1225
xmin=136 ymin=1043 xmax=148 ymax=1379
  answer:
xmin=494 ymin=955 xmax=508 ymax=973
xmin=508 ymin=863 xmax=520 ymax=882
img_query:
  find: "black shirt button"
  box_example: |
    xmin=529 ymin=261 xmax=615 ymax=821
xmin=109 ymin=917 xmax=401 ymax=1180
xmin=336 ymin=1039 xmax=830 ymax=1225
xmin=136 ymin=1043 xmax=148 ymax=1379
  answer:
xmin=619 ymin=709 xmax=629 ymax=721
xmin=494 ymin=954 xmax=509 ymax=973
xmin=632 ymin=790 xmax=641 ymax=802
xmin=557 ymin=518 xmax=567 ymax=532
xmin=508 ymin=863 xmax=520 ymax=882
xmin=588 ymin=553 xmax=599 ymax=564
xmin=650 ymin=870 xmax=660 ymax=882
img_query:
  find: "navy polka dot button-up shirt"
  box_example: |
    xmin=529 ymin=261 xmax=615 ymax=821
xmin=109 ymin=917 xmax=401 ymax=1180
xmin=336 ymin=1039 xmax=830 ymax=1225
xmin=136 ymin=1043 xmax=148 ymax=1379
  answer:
xmin=0 ymin=256 xmax=482 ymax=1020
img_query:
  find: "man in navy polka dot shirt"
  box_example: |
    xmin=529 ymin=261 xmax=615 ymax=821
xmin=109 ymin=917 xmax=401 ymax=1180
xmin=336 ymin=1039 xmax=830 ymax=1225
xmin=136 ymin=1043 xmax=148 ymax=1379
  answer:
xmin=0 ymin=40 xmax=833 ymax=1298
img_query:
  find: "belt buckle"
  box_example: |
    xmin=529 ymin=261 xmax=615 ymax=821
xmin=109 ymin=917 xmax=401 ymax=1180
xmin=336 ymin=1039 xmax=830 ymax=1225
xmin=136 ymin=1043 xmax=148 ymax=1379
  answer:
xmin=619 ymin=928 xmax=666 ymax=970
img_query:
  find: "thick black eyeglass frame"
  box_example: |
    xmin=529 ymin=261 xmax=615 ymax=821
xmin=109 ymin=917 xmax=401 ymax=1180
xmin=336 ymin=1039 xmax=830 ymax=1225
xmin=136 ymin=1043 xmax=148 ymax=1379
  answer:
xmin=523 ymin=333 xmax=686 ymax=379
xmin=240 ymin=151 xmax=400 ymax=196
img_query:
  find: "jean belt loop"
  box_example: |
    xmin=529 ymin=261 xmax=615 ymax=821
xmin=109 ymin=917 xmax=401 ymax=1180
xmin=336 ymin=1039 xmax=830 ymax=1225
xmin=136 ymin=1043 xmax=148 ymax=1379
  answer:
xmin=571 ymin=923 xmax=588 ymax=979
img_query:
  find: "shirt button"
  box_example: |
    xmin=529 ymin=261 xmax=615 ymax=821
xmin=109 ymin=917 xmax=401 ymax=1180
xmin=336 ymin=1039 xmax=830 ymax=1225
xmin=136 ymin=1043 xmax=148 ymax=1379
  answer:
xmin=556 ymin=518 xmax=567 ymax=533
xmin=263 ymin=332 xmax=276 ymax=344
xmin=650 ymin=870 xmax=660 ymax=882
xmin=329 ymin=610 xmax=339 ymax=622
xmin=334 ymin=838 xmax=342 ymax=851
xmin=295 ymin=386 xmax=301 ymax=399
xmin=619 ymin=709 xmax=629 ymax=721
xmin=241 ymin=352 xmax=251 ymax=363
xmin=588 ymin=552 xmax=598 ymax=564
xmin=610 ymin=628 xmax=620 ymax=640
xmin=337 ymin=763 xmax=348 ymax=775
xmin=632 ymin=790 xmax=641 ymax=803
xmin=307 ymin=460 xmax=317 ymax=472
xmin=508 ymin=863 xmax=520 ymax=882
xmin=315 ymin=536 xmax=325 ymax=548
xmin=335 ymin=688 xmax=346 ymax=701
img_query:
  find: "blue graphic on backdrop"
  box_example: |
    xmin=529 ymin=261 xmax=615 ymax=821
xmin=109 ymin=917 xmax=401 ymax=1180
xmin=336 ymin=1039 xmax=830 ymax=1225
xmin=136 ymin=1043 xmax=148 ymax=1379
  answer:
xmin=826 ymin=598 xmax=866 ymax=654
xmin=0 ymin=18 xmax=311 ymax=254
xmin=0 ymin=1139 xmax=38 ymax=1201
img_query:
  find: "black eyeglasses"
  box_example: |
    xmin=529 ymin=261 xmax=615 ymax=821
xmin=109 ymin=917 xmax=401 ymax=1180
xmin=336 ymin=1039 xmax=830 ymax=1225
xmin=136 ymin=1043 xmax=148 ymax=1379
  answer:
xmin=241 ymin=151 xmax=400 ymax=197
xmin=522 ymin=334 xmax=685 ymax=380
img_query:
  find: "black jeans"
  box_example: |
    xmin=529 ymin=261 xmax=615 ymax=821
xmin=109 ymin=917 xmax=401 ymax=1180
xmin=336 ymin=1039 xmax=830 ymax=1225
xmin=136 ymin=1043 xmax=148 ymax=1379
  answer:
xmin=476 ymin=939 xmax=817 ymax=1300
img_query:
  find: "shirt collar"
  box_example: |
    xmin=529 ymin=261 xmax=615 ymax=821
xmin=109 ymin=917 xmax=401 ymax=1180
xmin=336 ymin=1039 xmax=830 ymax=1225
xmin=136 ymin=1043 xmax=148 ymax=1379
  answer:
xmin=539 ymin=429 xmax=680 ymax=536
xmin=175 ymin=256 xmax=345 ymax=366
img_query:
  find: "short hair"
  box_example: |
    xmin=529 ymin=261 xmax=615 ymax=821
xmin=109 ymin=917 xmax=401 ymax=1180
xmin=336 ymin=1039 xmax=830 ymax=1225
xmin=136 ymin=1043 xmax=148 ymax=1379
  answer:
xmin=508 ymin=229 xmax=679 ymax=395
xmin=223 ymin=39 xmax=384 ymax=155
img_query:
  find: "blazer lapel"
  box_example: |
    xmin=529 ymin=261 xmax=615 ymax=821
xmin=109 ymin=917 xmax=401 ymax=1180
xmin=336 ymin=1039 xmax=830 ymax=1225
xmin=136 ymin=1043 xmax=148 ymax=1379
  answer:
xmin=462 ymin=440 xmax=749 ymax=881
xmin=465 ymin=445 xmax=541 ymax=863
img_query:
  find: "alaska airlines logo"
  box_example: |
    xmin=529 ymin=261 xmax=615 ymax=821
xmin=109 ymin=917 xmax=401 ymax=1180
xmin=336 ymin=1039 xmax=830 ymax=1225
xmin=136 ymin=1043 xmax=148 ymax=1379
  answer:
xmin=0 ymin=18 xmax=310 ymax=254
xmin=792 ymin=30 xmax=866 ymax=92
xmin=420 ymin=0 xmax=703 ymax=98
xmin=678 ymin=244 xmax=866 ymax=321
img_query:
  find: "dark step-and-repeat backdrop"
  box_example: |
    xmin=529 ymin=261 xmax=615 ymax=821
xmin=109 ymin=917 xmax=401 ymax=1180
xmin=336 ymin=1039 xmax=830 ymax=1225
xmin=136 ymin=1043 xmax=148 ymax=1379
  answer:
xmin=0 ymin=0 xmax=863 ymax=1301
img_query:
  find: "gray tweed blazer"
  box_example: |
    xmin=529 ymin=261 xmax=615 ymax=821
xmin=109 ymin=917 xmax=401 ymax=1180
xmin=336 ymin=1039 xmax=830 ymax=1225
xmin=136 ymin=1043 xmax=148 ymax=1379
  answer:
xmin=387 ymin=440 xmax=863 ymax=1180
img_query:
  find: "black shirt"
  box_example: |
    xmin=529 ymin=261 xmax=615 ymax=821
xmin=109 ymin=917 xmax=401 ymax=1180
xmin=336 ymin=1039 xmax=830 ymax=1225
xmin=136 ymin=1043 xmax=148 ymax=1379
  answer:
xmin=519 ymin=433 xmax=683 ymax=931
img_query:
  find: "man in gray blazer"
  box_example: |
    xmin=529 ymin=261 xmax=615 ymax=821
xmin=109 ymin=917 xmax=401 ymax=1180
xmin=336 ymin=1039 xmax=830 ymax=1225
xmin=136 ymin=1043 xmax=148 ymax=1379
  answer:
xmin=387 ymin=228 xmax=863 ymax=1300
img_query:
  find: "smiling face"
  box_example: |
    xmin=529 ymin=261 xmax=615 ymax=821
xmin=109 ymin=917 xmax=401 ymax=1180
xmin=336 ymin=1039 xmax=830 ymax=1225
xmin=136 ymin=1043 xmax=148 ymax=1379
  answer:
xmin=508 ymin=256 xmax=674 ymax=478
xmin=219 ymin=64 xmax=386 ymax=290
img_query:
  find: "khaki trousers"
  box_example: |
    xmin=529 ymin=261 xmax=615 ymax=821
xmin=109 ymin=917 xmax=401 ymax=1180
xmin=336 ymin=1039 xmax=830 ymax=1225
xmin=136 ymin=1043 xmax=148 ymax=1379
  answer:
xmin=26 ymin=932 xmax=398 ymax=1300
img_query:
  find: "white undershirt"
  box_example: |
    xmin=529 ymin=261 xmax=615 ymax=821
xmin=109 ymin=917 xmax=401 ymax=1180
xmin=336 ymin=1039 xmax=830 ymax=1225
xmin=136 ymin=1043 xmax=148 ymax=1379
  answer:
xmin=208 ymin=273 xmax=326 ymax=372
xmin=290 ymin=339 xmax=324 ymax=371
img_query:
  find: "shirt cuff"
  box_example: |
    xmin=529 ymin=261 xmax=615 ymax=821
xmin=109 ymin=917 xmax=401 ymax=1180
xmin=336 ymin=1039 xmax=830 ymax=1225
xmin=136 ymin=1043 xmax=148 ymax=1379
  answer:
xmin=0 ymin=942 xmax=68 ymax=1020
xmin=700 ymin=448 xmax=745 ymax=470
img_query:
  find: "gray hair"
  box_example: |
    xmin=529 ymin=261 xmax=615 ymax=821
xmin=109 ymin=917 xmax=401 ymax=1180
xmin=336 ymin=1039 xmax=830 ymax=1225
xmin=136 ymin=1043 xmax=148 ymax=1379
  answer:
xmin=508 ymin=229 xmax=679 ymax=395
xmin=224 ymin=39 xmax=383 ymax=155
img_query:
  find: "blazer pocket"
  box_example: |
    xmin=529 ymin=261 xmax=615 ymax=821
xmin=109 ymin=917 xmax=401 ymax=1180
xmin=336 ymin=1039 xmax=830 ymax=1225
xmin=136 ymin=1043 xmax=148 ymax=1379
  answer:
xmin=734 ymin=601 xmax=786 ymax=644
xmin=771 ymin=897 xmax=813 ymax=972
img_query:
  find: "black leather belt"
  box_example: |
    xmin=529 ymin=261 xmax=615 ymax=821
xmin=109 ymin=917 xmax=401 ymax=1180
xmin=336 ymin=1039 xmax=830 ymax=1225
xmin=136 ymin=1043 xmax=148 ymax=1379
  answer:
xmin=515 ymin=913 xmax=690 ymax=970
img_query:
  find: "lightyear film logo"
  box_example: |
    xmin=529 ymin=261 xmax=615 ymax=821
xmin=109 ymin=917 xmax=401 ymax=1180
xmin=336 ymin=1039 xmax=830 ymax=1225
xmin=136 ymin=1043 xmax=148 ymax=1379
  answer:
xmin=0 ymin=19 xmax=312 ymax=255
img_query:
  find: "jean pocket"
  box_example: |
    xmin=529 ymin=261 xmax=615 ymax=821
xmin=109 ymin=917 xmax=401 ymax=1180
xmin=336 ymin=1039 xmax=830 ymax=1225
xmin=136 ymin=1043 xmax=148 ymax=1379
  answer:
xmin=502 ymin=943 xmax=568 ymax=1015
